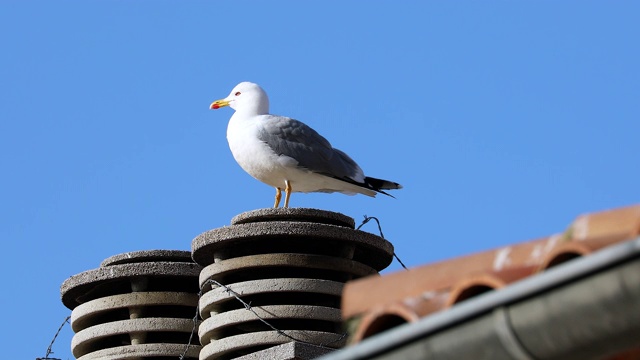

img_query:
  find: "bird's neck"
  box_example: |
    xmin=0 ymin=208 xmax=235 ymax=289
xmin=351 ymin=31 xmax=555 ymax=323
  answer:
xmin=234 ymin=106 xmax=269 ymax=117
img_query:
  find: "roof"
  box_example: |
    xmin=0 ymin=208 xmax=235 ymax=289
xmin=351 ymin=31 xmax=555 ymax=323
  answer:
xmin=326 ymin=204 xmax=640 ymax=359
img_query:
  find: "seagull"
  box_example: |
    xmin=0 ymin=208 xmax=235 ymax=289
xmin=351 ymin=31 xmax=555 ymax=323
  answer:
xmin=209 ymin=82 xmax=402 ymax=208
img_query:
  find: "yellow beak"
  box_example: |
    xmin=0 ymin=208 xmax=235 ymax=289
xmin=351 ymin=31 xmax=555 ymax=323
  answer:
xmin=210 ymin=99 xmax=230 ymax=110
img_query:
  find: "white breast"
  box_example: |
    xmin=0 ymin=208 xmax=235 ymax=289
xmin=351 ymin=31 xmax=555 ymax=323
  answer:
xmin=226 ymin=114 xmax=289 ymax=189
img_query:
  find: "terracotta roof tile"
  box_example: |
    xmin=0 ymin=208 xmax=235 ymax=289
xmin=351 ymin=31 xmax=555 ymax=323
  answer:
xmin=342 ymin=204 xmax=640 ymax=351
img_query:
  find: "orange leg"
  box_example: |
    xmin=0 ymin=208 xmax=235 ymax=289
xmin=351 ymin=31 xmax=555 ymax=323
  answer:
xmin=273 ymin=187 xmax=282 ymax=208
xmin=284 ymin=180 xmax=292 ymax=208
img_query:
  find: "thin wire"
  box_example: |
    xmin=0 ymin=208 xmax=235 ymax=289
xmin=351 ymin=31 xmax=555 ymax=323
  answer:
xmin=178 ymin=303 xmax=200 ymax=360
xmin=37 ymin=315 xmax=70 ymax=360
xmin=357 ymin=215 xmax=408 ymax=270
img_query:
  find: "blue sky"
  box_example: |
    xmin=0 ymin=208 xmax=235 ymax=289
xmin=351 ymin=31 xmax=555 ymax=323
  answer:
xmin=1 ymin=1 xmax=639 ymax=358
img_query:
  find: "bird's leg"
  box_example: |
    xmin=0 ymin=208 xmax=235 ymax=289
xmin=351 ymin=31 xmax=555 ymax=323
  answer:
xmin=274 ymin=188 xmax=282 ymax=208
xmin=284 ymin=180 xmax=292 ymax=208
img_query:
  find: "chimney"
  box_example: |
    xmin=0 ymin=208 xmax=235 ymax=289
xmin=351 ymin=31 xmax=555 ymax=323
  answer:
xmin=192 ymin=208 xmax=394 ymax=359
xmin=60 ymin=250 xmax=202 ymax=359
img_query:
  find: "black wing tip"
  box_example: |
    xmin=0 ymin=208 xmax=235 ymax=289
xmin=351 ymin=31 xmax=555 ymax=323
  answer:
xmin=323 ymin=174 xmax=402 ymax=198
xmin=363 ymin=176 xmax=402 ymax=198
xmin=365 ymin=177 xmax=402 ymax=190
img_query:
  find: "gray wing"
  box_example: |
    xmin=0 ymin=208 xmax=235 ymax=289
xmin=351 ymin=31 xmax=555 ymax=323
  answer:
xmin=257 ymin=115 xmax=364 ymax=181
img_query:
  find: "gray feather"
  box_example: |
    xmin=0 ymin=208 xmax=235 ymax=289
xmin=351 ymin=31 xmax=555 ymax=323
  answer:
xmin=257 ymin=116 xmax=363 ymax=181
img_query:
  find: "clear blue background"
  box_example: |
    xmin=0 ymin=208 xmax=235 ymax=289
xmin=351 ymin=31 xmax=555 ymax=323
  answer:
xmin=1 ymin=1 xmax=638 ymax=358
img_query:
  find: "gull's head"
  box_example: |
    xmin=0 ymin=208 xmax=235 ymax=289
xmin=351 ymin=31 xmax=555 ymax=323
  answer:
xmin=209 ymin=82 xmax=270 ymax=115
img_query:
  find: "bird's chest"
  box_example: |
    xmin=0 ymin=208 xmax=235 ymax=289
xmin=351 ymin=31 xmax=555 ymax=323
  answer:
xmin=226 ymin=118 xmax=284 ymax=184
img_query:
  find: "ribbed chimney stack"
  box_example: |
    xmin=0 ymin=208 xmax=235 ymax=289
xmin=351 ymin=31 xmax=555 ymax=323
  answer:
xmin=60 ymin=250 xmax=202 ymax=359
xmin=191 ymin=208 xmax=394 ymax=360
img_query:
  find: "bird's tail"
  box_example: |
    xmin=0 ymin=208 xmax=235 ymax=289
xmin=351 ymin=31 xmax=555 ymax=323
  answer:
xmin=365 ymin=176 xmax=402 ymax=197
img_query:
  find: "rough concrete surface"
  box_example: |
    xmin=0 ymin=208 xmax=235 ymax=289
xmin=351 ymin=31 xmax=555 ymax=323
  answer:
xmin=199 ymin=330 xmax=345 ymax=360
xmin=234 ymin=341 xmax=336 ymax=360
xmin=61 ymin=249 xmax=201 ymax=310
xmin=76 ymin=343 xmax=200 ymax=360
xmin=198 ymin=253 xmax=377 ymax=289
xmin=71 ymin=291 xmax=198 ymax=332
xmin=61 ymin=261 xmax=201 ymax=309
xmin=199 ymin=278 xmax=344 ymax=317
xmin=101 ymin=249 xmax=193 ymax=266
xmin=192 ymin=221 xmax=393 ymax=270
xmin=231 ymin=208 xmax=356 ymax=228
xmin=72 ymin=317 xmax=197 ymax=358
xmin=199 ymin=305 xmax=341 ymax=344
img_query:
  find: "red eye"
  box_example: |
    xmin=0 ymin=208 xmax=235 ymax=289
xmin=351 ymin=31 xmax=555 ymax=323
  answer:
xmin=235 ymin=92 xmax=241 ymax=96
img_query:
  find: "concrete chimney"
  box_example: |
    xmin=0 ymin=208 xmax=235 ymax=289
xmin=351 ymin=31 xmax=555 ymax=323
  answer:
xmin=60 ymin=250 xmax=202 ymax=359
xmin=191 ymin=208 xmax=394 ymax=360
